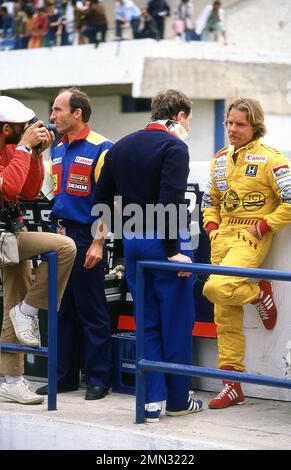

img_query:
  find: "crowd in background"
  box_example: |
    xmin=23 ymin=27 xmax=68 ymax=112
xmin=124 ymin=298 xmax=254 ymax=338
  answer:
xmin=0 ymin=0 xmax=227 ymax=50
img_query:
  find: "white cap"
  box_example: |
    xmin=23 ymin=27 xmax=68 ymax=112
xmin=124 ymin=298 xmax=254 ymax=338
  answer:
xmin=0 ymin=96 xmax=35 ymax=123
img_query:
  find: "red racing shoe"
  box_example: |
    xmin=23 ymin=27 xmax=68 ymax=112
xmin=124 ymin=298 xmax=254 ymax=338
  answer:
xmin=208 ymin=381 xmax=245 ymax=409
xmin=251 ymin=280 xmax=277 ymax=330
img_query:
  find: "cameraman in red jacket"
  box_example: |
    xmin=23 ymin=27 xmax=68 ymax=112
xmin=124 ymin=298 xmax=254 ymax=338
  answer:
xmin=0 ymin=96 xmax=76 ymax=405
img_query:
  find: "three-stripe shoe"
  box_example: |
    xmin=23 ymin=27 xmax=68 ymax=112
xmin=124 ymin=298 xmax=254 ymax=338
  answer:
xmin=251 ymin=280 xmax=277 ymax=330
xmin=166 ymin=394 xmax=203 ymax=416
xmin=208 ymin=381 xmax=244 ymax=409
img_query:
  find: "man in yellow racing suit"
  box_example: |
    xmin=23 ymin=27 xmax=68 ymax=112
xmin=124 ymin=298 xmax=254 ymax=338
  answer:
xmin=202 ymin=98 xmax=291 ymax=409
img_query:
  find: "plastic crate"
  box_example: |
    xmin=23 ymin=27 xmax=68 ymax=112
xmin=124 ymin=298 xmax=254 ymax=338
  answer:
xmin=112 ymin=333 xmax=136 ymax=395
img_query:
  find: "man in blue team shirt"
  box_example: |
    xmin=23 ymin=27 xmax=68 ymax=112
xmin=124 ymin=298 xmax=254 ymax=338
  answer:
xmin=36 ymin=88 xmax=112 ymax=400
xmin=91 ymin=89 xmax=203 ymax=422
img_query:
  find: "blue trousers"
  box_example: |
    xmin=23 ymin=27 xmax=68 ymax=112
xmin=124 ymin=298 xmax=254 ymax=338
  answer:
xmin=52 ymin=223 xmax=112 ymax=390
xmin=123 ymin=234 xmax=195 ymax=408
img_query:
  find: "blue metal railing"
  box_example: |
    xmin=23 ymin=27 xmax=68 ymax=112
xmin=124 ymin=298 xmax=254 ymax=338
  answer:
xmin=135 ymin=261 xmax=291 ymax=424
xmin=0 ymin=251 xmax=57 ymax=411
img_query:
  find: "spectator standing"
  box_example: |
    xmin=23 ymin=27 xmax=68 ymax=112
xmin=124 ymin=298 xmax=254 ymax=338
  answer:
xmin=81 ymin=0 xmax=108 ymax=45
xmin=148 ymin=0 xmax=170 ymax=40
xmin=176 ymin=0 xmax=194 ymax=42
xmin=195 ymin=1 xmax=227 ymax=44
xmin=125 ymin=0 xmax=141 ymax=38
xmin=13 ymin=3 xmax=28 ymax=49
xmin=46 ymin=1 xmax=61 ymax=46
xmin=115 ymin=0 xmax=127 ymax=41
xmin=73 ymin=0 xmax=87 ymax=44
xmin=0 ymin=6 xmax=14 ymax=38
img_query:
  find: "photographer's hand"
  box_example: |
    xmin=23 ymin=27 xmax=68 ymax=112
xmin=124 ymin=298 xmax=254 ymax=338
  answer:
xmin=18 ymin=120 xmax=55 ymax=156
xmin=37 ymin=128 xmax=55 ymax=154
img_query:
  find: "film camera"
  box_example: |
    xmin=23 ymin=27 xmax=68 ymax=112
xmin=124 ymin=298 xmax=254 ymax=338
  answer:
xmin=0 ymin=200 xmax=25 ymax=232
xmin=28 ymin=116 xmax=57 ymax=134
xmin=28 ymin=117 xmax=57 ymax=150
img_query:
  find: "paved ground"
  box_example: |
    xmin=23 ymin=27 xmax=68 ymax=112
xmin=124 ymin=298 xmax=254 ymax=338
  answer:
xmin=1 ymin=381 xmax=291 ymax=450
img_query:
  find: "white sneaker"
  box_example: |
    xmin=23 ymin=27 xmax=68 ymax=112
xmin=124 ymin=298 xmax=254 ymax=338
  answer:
xmin=145 ymin=402 xmax=162 ymax=423
xmin=0 ymin=379 xmax=44 ymax=404
xmin=9 ymin=303 xmax=40 ymax=347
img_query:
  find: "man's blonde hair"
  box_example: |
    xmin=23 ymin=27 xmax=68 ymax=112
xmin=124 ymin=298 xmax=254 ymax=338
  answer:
xmin=225 ymin=98 xmax=267 ymax=139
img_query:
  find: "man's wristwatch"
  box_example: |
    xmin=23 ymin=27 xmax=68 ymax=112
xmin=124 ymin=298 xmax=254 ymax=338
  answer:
xmin=16 ymin=144 xmax=32 ymax=155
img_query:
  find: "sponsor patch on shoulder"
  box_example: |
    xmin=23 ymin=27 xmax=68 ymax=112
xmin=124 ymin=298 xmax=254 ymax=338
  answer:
xmin=281 ymin=186 xmax=291 ymax=204
xmin=53 ymin=157 xmax=62 ymax=165
xmin=276 ymin=176 xmax=291 ymax=189
xmin=272 ymin=164 xmax=291 ymax=179
xmin=214 ymin=155 xmax=227 ymax=168
xmin=214 ymin=169 xmax=227 ymax=180
xmin=215 ymin=151 xmax=228 ymax=158
xmin=216 ymin=180 xmax=228 ymax=191
xmin=245 ymin=154 xmax=268 ymax=163
xmin=75 ymin=156 xmax=94 ymax=166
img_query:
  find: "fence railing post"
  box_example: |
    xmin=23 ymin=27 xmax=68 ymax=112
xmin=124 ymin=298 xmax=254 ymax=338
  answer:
xmin=135 ymin=262 xmax=146 ymax=424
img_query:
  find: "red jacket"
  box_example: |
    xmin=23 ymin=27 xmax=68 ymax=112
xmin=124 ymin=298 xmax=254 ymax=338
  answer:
xmin=0 ymin=145 xmax=44 ymax=203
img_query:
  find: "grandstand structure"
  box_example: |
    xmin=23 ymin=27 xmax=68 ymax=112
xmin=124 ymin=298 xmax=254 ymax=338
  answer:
xmin=0 ymin=0 xmax=290 ymax=161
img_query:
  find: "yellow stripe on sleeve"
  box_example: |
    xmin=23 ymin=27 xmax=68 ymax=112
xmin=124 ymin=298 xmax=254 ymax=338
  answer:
xmin=94 ymin=149 xmax=109 ymax=182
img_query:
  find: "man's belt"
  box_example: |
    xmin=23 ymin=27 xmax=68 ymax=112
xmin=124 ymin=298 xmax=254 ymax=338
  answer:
xmin=51 ymin=217 xmax=79 ymax=227
xmin=224 ymin=217 xmax=257 ymax=226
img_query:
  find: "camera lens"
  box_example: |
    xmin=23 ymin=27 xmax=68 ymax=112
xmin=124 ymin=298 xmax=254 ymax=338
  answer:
xmin=47 ymin=124 xmax=57 ymax=133
xmin=28 ymin=117 xmax=56 ymax=134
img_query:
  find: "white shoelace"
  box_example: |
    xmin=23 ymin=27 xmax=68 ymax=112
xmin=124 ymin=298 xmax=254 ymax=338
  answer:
xmin=217 ymin=384 xmax=233 ymax=398
xmin=31 ymin=318 xmax=40 ymax=338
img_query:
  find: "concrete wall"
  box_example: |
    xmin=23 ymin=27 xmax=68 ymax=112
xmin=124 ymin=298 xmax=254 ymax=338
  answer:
xmin=265 ymin=114 xmax=291 ymax=158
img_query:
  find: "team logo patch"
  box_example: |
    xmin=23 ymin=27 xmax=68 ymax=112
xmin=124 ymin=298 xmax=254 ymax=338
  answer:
xmin=215 ymin=150 xmax=227 ymax=158
xmin=69 ymin=173 xmax=89 ymax=183
xmin=202 ymin=192 xmax=211 ymax=202
xmin=245 ymin=164 xmax=258 ymax=177
xmin=216 ymin=180 xmax=228 ymax=191
xmin=214 ymin=155 xmax=227 ymax=168
xmin=281 ymin=186 xmax=291 ymax=204
xmin=242 ymin=192 xmax=266 ymax=211
xmin=214 ymin=169 xmax=227 ymax=180
xmin=75 ymin=156 xmax=94 ymax=166
xmin=67 ymin=182 xmax=88 ymax=191
xmin=53 ymin=157 xmax=62 ymax=165
xmin=276 ymin=176 xmax=291 ymax=189
xmin=272 ymin=164 xmax=291 ymax=179
xmin=223 ymin=190 xmax=240 ymax=212
xmin=245 ymin=154 xmax=268 ymax=163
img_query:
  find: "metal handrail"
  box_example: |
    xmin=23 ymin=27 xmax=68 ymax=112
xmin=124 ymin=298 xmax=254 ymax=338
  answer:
xmin=135 ymin=261 xmax=291 ymax=423
xmin=0 ymin=252 xmax=57 ymax=411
